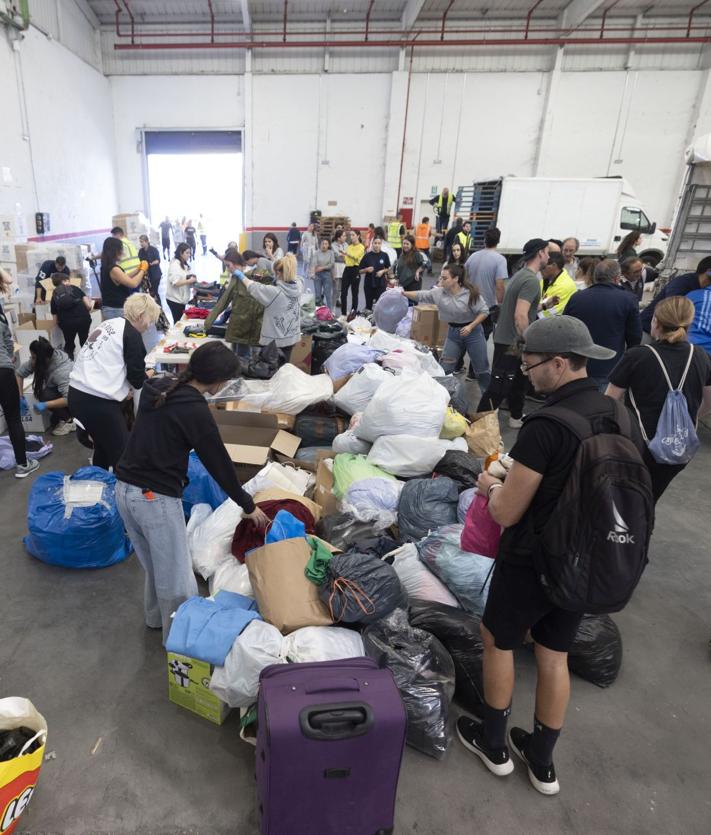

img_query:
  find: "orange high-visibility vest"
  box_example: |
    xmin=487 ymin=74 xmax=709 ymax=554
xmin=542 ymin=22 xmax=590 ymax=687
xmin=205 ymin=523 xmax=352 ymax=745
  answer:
xmin=415 ymin=223 xmax=431 ymax=250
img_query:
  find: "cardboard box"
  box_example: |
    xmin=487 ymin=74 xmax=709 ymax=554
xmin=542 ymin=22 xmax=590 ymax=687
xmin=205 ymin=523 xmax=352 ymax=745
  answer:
xmin=14 ymin=243 xmax=33 ymax=272
xmin=20 ymin=390 xmax=52 ymax=434
xmin=224 ymin=400 xmax=295 ymax=430
xmin=212 ymin=410 xmax=301 ymax=482
xmin=436 ymin=318 xmax=449 ymax=347
xmin=167 ymin=652 xmax=230 ymax=725
xmin=39 ymin=276 xmax=83 ymax=301
xmin=290 ymin=334 xmax=313 ymax=374
xmin=411 ymin=304 xmax=440 ymax=347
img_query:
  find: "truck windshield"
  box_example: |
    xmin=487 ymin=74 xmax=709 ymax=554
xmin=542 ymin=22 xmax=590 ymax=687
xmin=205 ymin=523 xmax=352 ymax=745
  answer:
xmin=621 ymin=206 xmax=651 ymax=232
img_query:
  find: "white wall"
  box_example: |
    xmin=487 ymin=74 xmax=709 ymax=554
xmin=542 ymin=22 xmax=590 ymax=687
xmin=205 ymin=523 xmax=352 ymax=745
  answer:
xmin=0 ymin=25 xmax=117 ymax=241
xmin=109 ymin=75 xmax=245 ymax=218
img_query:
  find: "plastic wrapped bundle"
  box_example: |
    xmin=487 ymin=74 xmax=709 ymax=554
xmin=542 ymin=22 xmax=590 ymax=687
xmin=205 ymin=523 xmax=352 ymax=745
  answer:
xmin=433 ymin=450 xmax=483 ymax=491
xmin=397 ymin=477 xmax=459 ymax=542
xmin=373 ymin=289 xmax=409 ymax=333
xmin=457 ymin=487 xmax=476 ymax=523
xmin=315 ymin=512 xmax=379 ymax=552
xmin=239 ymin=364 xmax=334 ymax=414
xmin=341 ymin=477 xmax=405 ymax=530
xmin=368 ymin=435 xmax=467 ymax=478
xmin=322 ymin=343 xmax=385 ymax=381
xmin=417 ymin=524 xmax=494 ymax=616
xmin=23 ymin=466 xmax=131 ymax=569
xmin=319 ymin=552 xmax=406 ymax=624
xmin=568 ymin=614 xmax=623 ymax=688
xmin=408 ymin=599 xmax=485 ymax=714
xmin=388 ymin=544 xmax=460 ymax=608
xmin=363 ymin=609 xmax=455 ymax=759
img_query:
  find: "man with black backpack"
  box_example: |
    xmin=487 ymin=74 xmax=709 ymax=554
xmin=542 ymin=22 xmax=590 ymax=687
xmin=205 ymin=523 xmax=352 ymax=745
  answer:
xmin=457 ymin=316 xmax=653 ymax=796
xmin=50 ymin=273 xmax=93 ymax=360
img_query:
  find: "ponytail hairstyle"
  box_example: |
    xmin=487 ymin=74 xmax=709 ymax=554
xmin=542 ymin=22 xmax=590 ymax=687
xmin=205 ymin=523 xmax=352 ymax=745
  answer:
xmin=443 ymin=263 xmax=480 ymax=308
xmin=653 ymin=296 xmax=695 ymax=344
xmin=156 ymin=341 xmax=240 ymax=407
xmin=29 ymin=337 xmax=55 ymax=399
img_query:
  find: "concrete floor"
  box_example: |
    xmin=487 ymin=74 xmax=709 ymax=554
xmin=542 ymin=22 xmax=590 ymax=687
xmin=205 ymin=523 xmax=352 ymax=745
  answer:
xmin=2 ymin=419 xmax=711 ymax=834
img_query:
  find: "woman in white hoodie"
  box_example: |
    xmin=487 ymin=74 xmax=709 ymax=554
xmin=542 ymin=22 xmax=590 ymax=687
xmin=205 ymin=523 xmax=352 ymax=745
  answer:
xmin=230 ymin=253 xmax=301 ymax=361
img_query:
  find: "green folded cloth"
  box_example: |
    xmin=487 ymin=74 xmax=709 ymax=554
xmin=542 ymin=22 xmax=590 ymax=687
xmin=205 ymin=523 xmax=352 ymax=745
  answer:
xmin=305 ymin=536 xmax=334 ymax=585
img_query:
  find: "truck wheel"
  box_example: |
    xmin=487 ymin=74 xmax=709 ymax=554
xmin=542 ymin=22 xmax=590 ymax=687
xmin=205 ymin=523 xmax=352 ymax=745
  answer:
xmin=641 ymin=252 xmax=662 ymax=267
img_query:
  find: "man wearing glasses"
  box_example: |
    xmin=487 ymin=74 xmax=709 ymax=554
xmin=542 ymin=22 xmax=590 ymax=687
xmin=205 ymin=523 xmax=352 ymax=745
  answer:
xmin=478 ymin=238 xmax=549 ymax=428
xmin=458 ymin=316 xmax=643 ymax=796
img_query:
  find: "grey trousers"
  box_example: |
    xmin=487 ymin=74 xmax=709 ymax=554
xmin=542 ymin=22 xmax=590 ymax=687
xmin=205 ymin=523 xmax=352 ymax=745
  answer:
xmin=116 ymin=481 xmax=198 ymax=643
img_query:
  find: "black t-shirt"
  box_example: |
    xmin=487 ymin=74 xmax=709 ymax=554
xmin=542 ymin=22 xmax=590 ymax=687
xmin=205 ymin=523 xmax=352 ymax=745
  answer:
xmin=50 ymin=285 xmax=90 ymax=324
xmin=609 ymin=341 xmax=711 ymax=439
xmin=359 ymin=251 xmax=391 ymax=277
xmin=184 ymin=226 xmax=196 ymax=242
xmin=499 ymin=379 xmax=644 ymax=566
xmin=100 ymin=263 xmax=133 ymax=308
xmin=138 ymin=245 xmax=162 ymax=286
xmin=159 ymin=220 xmax=172 ymax=238
xmin=35 ymin=261 xmax=70 ymax=301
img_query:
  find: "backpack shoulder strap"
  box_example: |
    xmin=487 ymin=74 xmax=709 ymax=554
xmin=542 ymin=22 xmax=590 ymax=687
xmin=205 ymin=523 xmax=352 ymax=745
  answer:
xmin=645 ymin=345 xmax=674 ymax=391
xmin=524 ymin=405 xmax=594 ymax=441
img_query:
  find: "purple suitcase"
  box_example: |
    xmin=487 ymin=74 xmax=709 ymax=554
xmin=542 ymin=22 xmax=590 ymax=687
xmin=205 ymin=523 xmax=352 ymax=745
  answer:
xmin=256 ymin=657 xmax=406 ymax=835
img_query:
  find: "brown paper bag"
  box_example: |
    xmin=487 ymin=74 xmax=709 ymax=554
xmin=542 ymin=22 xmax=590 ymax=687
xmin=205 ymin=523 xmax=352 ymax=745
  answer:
xmin=465 ymin=410 xmax=502 ymax=458
xmin=246 ymin=538 xmax=332 ymax=634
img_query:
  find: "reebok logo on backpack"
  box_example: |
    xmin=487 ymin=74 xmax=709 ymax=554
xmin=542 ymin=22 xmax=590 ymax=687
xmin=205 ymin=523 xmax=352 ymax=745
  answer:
xmin=528 ymin=401 xmax=654 ymax=615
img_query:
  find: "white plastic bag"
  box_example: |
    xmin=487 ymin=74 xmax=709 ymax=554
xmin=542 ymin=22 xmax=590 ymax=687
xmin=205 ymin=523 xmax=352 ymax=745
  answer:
xmin=395 ymin=308 xmax=413 ymax=338
xmin=209 ymin=620 xmax=285 ymax=708
xmin=208 ymin=559 xmax=254 ymax=597
xmin=187 ymin=500 xmax=243 ymax=580
xmin=243 ymin=462 xmax=314 ymax=497
xmin=282 ymin=626 xmax=365 ymax=663
xmin=186 ymin=503 xmax=212 ymax=575
xmin=367 ymin=330 xmax=444 ymax=377
xmin=347 ymin=315 xmax=374 ymax=336
xmin=355 ymin=370 xmax=449 ymax=443
xmin=240 ymin=363 xmax=334 ymax=414
xmin=332 ymin=430 xmax=373 ymax=455
xmin=333 ymin=363 xmax=389 ymax=416
xmin=323 ymin=343 xmax=384 ymax=381
xmin=367 ymin=435 xmax=467 ymax=478
xmin=373 ymin=289 xmax=408 ymax=333
xmin=388 ymin=543 xmax=461 ymax=608
xmin=341 ymin=477 xmax=405 ymax=529
xmin=380 ymin=350 xmax=421 ymax=373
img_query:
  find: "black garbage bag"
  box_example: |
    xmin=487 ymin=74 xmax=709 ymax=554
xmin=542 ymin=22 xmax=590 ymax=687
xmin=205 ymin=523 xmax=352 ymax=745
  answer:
xmin=348 ymin=535 xmax=400 ymax=561
xmin=319 ymin=551 xmax=406 ymax=624
xmin=433 ymin=376 xmax=469 ymax=416
xmin=397 ymin=477 xmax=459 ymax=542
xmin=433 ymin=451 xmax=483 ymax=491
xmin=0 ymin=726 xmax=42 ymax=761
xmin=311 ymin=324 xmax=347 ymax=375
xmin=245 ymin=341 xmax=279 ymax=379
xmin=293 ymin=413 xmax=348 ymax=447
xmin=316 ymin=512 xmax=380 ymax=551
xmin=409 ymin=599 xmax=484 ymax=714
xmin=363 ymin=609 xmax=455 ymax=759
xmin=568 ymin=614 xmax=623 ymax=688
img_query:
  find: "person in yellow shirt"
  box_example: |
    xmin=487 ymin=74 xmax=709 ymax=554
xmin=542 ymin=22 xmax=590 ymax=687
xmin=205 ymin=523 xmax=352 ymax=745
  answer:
xmin=539 ymin=251 xmax=578 ymax=317
xmin=341 ymin=230 xmax=365 ymax=313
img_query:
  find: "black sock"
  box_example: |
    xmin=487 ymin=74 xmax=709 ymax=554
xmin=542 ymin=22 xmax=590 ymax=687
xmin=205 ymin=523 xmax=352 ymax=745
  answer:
xmin=482 ymin=701 xmax=511 ymax=750
xmin=528 ymin=717 xmax=561 ymax=766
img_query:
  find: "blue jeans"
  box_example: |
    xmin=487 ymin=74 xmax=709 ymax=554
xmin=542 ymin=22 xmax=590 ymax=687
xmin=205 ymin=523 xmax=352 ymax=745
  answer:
xmin=442 ymin=324 xmax=491 ymax=390
xmin=116 ymin=481 xmax=198 ymax=643
xmin=102 ymin=306 xmax=124 ymax=321
xmin=313 ymin=271 xmax=334 ymax=310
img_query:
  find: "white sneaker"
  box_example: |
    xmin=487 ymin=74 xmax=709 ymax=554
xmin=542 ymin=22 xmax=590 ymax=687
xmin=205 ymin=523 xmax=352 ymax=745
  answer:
xmin=15 ymin=458 xmax=40 ymax=479
xmin=508 ymin=417 xmax=524 ymax=429
xmin=52 ymin=421 xmax=73 ymax=436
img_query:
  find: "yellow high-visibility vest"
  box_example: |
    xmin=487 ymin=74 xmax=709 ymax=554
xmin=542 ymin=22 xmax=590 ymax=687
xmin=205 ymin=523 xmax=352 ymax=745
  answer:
xmin=387 ymin=221 xmax=403 ymax=248
xmin=119 ymin=238 xmax=140 ymax=274
xmin=435 ymin=192 xmax=454 ymax=214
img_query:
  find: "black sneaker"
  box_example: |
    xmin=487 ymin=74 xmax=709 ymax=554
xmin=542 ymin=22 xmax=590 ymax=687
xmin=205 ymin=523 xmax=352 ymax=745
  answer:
xmin=508 ymin=727 xmax=560 ymax=796
xmin=456 ymin=716 xmax=514 ymax=776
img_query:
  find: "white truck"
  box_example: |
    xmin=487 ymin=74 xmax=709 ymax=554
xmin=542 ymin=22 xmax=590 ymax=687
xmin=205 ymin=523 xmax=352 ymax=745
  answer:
xmin=659 ymin=134 xmax=711 ymax=277
xmin=455 ymin=176 xmax=669 ymax=268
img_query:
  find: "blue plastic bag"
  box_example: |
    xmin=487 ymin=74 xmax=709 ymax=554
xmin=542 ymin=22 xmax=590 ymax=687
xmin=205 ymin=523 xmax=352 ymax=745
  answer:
xmin=182 ymin=451 xmax=228 ymax=517
xmin=265 ymin=510 xmax=307 ymax=544
xmin=23 ymin=466 xmax=132 ymax=569
xmin=322 ymin=343 xmax=385 ymax=381
xmin=166 ymin=590 xmax=261 ymax=666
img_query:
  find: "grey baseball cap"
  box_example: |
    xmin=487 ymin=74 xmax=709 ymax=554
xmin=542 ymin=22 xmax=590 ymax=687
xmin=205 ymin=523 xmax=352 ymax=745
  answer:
xmin=522 ymin=316 xmax=616 ymax=360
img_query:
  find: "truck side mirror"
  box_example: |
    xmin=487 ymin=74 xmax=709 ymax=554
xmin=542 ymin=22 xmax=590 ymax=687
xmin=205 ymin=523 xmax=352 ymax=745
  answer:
xmin=649 ymin=221 xmax=656 ymax=234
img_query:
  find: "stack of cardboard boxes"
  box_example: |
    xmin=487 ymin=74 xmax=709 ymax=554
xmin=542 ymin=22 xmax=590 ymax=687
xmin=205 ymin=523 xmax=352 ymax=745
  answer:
xmin=410 ymin=304 xmax=448 ymax=349
xmin=112 ymin=212 xmax=159 ymax=249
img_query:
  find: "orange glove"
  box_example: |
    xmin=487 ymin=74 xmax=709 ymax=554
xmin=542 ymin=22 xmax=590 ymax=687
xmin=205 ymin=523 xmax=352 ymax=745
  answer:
xmin=139 ymin=260 xmax=149 ymax=272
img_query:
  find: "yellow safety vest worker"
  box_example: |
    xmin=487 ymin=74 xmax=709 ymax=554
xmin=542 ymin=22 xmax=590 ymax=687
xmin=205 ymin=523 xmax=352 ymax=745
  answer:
xmin=119 ymin=237 xmax=140 ymax=274
xmin=456 ymin=231 xmax=471 ymax=252
xmin=435 ymin=192 xmax=454 ymax=215
xmin=387 ymin=221 xmax=403 ymax=249
xmin=415 ymin=223 xmax=431 ymax=250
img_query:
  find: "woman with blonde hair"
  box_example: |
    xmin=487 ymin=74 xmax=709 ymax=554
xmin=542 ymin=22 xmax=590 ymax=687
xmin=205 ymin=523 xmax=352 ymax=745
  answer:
xmin=68 ymin=293 xmax=162 ymax=470
xmin=607 ymin=295 xmax=711 ymax=501
xmin=229 ymin=252 xmax=301 ymax=361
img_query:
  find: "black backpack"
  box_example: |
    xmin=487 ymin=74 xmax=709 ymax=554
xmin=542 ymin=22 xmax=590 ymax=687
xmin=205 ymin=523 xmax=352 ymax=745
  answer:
xmin=53 ymin=284 xmax=80 ymax=312
xmin=527 ymin=400 xmax=654 ymax=614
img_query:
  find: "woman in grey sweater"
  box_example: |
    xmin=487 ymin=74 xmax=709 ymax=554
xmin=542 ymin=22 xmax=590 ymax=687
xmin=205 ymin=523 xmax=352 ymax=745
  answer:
xmin=309 ymin=238 xmax=336 ymax=311
xmin=232 ymin=253 xmax=301 ymax=361
xmin=403 ymin=263 xmax=491 ymax=390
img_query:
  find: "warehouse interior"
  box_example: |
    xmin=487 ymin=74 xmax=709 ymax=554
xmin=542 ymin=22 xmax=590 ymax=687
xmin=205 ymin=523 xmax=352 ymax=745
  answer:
xmin=2 ymin=1 xmax=711 ymax=833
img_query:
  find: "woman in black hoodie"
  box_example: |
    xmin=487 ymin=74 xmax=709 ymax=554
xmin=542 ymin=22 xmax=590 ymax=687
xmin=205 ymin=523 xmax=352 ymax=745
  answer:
xmin=115 ymin=341 xmax=268 ymax=641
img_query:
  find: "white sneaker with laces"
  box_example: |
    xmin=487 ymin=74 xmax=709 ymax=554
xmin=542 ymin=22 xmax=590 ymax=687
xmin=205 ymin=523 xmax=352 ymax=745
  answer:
xmin=508 ymin=417 xmax=524 ymax=429
xmin=52 ymin=421 xmax=73 ymax=436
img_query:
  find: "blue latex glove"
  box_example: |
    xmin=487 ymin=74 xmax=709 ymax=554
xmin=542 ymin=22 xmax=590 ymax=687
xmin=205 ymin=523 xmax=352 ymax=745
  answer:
xmin=232 ymin=269 xmax=245 ymax=281
xmin=33 ymin=401 xmax=48 ymax=413
xmin=19 ymin=396 xmax=29 ymax=416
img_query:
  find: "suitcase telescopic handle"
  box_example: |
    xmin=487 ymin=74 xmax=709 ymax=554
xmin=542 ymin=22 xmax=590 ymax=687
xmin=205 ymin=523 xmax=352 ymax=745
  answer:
xmin=299 ymin=702 xmax=374 ymax=741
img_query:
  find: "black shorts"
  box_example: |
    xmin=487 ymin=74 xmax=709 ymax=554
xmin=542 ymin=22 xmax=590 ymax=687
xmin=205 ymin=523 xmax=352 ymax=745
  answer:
xmin=482 ymin=561 xmax=583 ymax=653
